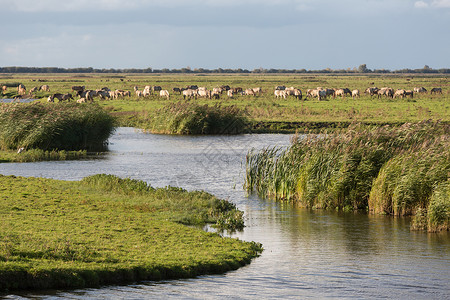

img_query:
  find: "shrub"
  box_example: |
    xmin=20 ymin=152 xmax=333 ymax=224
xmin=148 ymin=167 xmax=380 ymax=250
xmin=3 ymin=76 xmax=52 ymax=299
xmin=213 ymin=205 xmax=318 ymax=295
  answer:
xmin=0 ymin=102 xmax=115 ymax=151
xmin=148 ymin=102 xmax=248 ymax=134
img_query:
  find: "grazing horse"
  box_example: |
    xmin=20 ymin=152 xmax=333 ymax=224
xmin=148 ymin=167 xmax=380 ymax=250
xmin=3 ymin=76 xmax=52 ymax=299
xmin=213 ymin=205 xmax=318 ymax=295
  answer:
xmin=274 ymin=89 xmax=287 ymax=99
xmin=48 ymin=93 xmax=73 ymax=102
xmin=39 ymin=85 xmax=50 ymax=92
xmin=414 ymin=87 xmax=427 ymax=93
xmin=393 ymin=89 xmax=406 ymax=99
xmin=159 ymin=90 xmax=170 ymax=99
xmin=173 ymin=87 xmax=181 ymax=94
xmin=430 ymin=88 xmax=442 ymax=94
xmin=182 ymin=89 xmax=198 ymax=100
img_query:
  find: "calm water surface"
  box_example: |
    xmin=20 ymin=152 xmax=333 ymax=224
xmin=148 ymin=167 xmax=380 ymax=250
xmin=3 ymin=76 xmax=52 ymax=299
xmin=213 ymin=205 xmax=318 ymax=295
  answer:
xmin=1 ymin=128 xmax=449 ymax=299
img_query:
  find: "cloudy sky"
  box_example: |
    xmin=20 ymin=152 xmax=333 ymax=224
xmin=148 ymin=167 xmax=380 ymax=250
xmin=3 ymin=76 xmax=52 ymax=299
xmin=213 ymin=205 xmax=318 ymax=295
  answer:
xmin=1 ymin=0 xmax=449 ymax=70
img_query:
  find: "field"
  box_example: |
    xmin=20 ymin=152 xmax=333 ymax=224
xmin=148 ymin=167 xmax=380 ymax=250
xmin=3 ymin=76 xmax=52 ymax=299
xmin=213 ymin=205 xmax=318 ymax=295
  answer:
xmin=1 ymin=73 xmax=449 ymax=132
xmin=0 ymin=174 xmax=260 ymax=291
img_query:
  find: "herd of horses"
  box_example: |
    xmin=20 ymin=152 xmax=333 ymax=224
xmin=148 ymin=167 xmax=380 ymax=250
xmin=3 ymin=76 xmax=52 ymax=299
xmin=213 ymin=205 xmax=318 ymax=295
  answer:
xmin=3 ymin=83 xmax=444 ymax=103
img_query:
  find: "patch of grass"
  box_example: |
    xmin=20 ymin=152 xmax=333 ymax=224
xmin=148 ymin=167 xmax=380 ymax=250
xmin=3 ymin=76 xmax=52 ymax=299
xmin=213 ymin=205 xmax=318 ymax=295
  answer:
xmin=0 ymin=149 xmax=88 ymax=163
xmin=0 ymin=174 xmax=260 ymax=291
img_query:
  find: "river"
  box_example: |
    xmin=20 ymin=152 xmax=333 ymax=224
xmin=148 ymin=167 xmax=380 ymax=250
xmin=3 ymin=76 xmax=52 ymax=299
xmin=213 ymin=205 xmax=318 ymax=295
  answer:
xmin=1 ymin=127 xmax=449 ymax=299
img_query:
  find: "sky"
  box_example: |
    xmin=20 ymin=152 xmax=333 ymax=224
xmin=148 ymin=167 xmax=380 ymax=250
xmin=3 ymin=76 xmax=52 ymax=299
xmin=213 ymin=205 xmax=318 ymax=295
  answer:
xmin=1 ymin=0 xmax=449 ymax=70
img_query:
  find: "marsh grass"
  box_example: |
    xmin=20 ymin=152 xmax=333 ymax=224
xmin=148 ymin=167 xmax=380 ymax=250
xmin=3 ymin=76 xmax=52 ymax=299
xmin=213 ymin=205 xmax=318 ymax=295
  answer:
xmin=0 ymin=174 xmax=258 ymax=291
xmin=145 ymin=101 xmax=248 ymax=134
xmin=0 ymin=102 xmax=115 ymax=151
xmin=0 ymin=149 xmax=87 ymax=163
xmin=245 ymin=121 xmax=449 ymax=231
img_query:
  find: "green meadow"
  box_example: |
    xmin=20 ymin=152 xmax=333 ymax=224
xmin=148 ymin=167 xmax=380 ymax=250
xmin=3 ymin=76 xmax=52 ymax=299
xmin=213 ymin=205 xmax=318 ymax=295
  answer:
xmin=0 ymin=174 xmax=260 ymax=291
xmin=1 ymin=73 xmax=449 ymax=133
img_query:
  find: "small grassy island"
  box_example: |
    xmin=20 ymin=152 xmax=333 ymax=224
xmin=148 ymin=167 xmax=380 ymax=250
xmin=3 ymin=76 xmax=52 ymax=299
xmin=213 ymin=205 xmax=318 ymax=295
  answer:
xmin=0 ymin=174 xmax=261 ymax=291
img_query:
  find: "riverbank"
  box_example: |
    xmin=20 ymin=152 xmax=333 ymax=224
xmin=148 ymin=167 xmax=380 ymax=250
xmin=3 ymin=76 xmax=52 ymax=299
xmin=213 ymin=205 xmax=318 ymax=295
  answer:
xmin=0 ymin=174 xmax=261 ymax=291
xmin=0 ymin=149 xmax=89 ymax=163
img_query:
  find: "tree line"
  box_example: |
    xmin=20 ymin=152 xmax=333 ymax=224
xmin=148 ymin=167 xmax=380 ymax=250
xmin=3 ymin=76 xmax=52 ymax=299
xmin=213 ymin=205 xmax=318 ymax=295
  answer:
xmin=0 ymin=65 xmax=448 ymax=74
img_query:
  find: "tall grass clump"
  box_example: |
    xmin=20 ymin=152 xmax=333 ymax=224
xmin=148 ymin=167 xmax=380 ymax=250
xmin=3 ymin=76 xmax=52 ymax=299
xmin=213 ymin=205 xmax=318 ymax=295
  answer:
xmin=245 ymin=121 xmax=449 ymax=230
xmin=0 ymin=149 xmax=87 ymax=163
xmin=148 ymin=102 xmax=248 ymax=134
xmin=426 ymin=181 xmax=450 ymax=232
xmin=0 ymin=102 xmax=115 ymax=151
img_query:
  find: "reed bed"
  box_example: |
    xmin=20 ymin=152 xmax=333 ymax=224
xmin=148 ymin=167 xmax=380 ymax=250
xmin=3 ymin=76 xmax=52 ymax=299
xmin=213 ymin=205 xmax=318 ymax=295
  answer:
xmin=245 ymin=121 xmax=449 ymax=231
xmin=144 ymin=102 xmax=248 ymax=134
xmin=0 ymin=102 xmax=115 ymax=151
xmin=0 ymin=149 xmax=87 ymax=163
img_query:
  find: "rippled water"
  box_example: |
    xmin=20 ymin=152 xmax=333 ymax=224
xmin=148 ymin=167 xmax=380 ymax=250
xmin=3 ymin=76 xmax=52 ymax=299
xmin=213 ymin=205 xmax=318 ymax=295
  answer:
xmin=0 ymin=99 xmax=36 ymax=103
xmin=2 ymin=128 xmax=449 ymax=299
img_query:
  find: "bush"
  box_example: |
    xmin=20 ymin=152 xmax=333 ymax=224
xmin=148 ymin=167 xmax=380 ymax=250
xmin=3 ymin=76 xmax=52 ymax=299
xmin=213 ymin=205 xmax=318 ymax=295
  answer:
xmin=148 ymin=102 xmax=248 ymax=134
xmin=0 ymin=102 xmax=115 ymax=151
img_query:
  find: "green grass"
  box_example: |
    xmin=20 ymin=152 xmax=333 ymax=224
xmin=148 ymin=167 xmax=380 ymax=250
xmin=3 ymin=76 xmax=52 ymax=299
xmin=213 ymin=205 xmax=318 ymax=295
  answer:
xmin=245 ymin=121 xmax=449 ymax=232
xmin=2 ymin=73 xmax=449 ymax=133
xmin=0 ymin=174 xmax=260 ymax=291
xmin=0 ymin=149 xmax=88 ymax=163
xmin=144 ymin=102 xmax=248 ymax=134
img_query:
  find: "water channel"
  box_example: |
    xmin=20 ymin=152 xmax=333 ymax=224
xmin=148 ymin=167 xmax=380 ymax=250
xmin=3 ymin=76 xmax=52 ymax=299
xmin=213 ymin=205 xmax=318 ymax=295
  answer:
xmin=1 ymin=127 xmax=449 ymax=299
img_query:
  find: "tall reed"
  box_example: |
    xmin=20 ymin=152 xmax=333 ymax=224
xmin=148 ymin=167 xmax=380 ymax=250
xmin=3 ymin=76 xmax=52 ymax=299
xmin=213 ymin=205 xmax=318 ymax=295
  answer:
xmin=147 ymin=102 xmax=248 ymax=135
xmin=0 ymin=102 xmax=115 ymax=151
xmin=245 ymin=121 xmax=449 ymax=230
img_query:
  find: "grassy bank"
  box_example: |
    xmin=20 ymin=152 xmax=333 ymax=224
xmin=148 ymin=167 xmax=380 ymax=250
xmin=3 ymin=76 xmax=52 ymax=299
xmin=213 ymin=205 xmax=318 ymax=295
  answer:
xmin=0 ymin=149 xmax=88 ymax=163
xmin=0 ymin=102 xmax=115 ymax=151
xmin=245 ymin=121 xmax=449 ymax=232
xmin=0 ymin=174 xmax=261 ymax=291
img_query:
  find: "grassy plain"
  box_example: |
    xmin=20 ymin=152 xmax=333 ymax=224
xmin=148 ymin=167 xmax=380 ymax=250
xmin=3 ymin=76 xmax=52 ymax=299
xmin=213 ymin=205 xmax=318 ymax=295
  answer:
xmin=0 ymin=174 xmax=260 ymax=291
xmin=1 ymin=73 xmax=449 ymax=132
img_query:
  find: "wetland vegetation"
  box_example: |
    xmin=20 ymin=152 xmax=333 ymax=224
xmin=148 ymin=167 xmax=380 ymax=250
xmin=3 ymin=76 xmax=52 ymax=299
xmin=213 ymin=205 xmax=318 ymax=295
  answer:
xmin=0 ymin=102 xmax=115 ymax=162
xmin=0 ymin=73 xmax=448 ymax=292
xmin=245 ymin=121 xmax=449 ymax=232
xmin=0 ymin=174 xmax=259 ymax=291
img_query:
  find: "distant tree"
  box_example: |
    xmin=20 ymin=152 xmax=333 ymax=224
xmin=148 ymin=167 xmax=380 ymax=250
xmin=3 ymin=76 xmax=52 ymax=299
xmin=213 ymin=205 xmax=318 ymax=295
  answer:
xmin=358 ymin=64 xmax=370 ymax=73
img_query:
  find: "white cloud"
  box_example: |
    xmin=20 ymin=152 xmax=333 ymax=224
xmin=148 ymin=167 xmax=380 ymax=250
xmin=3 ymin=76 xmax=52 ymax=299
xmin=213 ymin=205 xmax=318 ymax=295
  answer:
xmin=415 ymin=1 xmax=429 ymax=8
xmin=431 ymin=0 xmax=450 ymax=7
xmin=414 ymin=0 xmax=450 ymax=8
